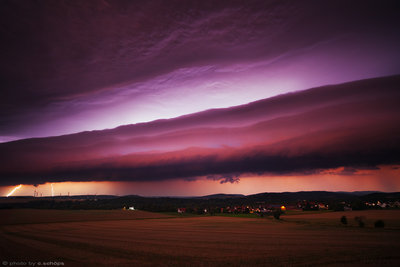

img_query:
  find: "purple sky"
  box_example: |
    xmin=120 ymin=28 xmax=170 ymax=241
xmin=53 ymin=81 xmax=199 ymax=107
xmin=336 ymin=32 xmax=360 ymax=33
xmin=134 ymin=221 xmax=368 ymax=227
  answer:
xmin=1 ymin=1 xmax=400 ymax=195
xmin=1 ymin=0 xmax=400 ymax=142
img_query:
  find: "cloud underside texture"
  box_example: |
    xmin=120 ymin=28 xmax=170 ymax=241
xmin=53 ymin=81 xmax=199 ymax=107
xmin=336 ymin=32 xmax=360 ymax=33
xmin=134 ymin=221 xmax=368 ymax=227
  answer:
xmin=1 ymin=0 xmax=400 ymax=139
xmin=0 ymin=75 xmax=400 ymax=186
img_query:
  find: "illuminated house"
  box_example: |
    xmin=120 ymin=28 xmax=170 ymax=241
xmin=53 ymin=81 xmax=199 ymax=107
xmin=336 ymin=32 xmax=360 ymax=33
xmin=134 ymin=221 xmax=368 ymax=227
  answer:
xmin=177 ymin=208 xmax=186 ymax=214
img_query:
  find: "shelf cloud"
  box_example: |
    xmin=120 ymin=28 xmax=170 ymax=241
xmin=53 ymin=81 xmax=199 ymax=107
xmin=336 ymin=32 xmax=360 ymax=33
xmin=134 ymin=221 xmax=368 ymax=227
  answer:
xmin=1 ymin=75 xmax=399 ymax=186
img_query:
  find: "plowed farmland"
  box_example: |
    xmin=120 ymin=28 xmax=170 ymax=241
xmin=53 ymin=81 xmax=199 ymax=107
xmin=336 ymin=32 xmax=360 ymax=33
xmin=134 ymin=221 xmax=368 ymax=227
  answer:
xmin=1 ymin=209 xmax=399 ymax=266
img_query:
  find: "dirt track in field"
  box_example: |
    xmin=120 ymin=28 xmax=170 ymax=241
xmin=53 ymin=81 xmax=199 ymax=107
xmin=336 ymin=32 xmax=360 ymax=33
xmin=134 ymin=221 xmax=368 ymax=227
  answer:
xmin=1 ymin=210 xmax=400 ymax=266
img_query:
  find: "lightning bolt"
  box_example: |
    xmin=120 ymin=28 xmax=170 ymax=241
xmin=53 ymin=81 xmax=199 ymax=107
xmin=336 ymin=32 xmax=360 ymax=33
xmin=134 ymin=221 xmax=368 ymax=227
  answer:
xmin=6 ymin=184 xmax=22 ymax=197
xmin=51 ymin=183 xmax=54 ymax=197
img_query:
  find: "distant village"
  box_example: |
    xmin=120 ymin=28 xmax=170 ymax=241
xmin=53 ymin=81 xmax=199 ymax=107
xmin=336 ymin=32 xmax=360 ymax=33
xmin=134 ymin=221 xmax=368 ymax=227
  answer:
xmin=2 ymin=192 xmax=400 ymax=212
xmin=174 ymin=199 xmax=400 ymax=215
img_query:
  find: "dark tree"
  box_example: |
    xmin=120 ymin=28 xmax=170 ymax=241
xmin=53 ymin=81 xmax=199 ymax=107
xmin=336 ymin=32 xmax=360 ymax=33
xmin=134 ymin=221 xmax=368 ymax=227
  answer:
xmin=273 ymin=209 xmax=283 ymax=220
xmin=354 ymin=216 xmax=365 ymax=228
xmin=340 ymin=215 xmax=348 ymax=225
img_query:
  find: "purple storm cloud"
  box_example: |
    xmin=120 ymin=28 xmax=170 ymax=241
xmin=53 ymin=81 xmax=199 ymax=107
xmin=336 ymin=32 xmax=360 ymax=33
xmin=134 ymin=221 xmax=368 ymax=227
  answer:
xmin=0 ymin=76 xmax=399 ymax=186
xmin=0 ymin=0 xmax=400 ymax=141
xmin=0 ymin=1 xmax=400 ymax=192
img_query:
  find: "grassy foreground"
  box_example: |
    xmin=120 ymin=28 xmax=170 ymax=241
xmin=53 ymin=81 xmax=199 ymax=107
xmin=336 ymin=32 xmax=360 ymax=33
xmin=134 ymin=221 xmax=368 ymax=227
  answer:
xmin=1 ymin=209 xmax=399 ymax=266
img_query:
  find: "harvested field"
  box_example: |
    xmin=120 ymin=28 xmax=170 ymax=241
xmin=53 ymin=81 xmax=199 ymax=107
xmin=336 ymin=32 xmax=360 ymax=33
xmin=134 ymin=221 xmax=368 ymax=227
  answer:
xmin=0 ymin=209 xmax=172 ymax=225
xmin=282 ymin=210 xmax=400 ymax=229
xmin=1 ymin=209 xmax=400 ymax=266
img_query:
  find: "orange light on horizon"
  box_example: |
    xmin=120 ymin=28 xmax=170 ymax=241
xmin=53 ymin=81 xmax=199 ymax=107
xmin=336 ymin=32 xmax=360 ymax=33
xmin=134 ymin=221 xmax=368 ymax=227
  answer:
xmin=0 ymin=164 xmax=399 ymax=197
